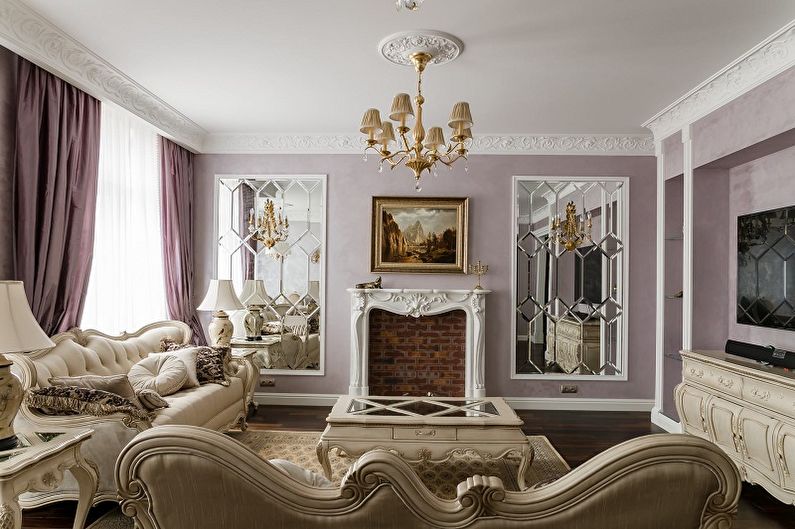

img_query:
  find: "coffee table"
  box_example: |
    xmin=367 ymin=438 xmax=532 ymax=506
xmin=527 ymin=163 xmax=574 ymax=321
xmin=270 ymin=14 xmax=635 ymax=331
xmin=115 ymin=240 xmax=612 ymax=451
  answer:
xmin=318 ymin=395 xmax=533 ymax=489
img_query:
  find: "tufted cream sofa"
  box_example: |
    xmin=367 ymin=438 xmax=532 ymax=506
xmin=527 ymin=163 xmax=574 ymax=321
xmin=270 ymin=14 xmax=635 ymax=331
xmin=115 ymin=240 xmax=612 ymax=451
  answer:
xmin=10 ymin=321 xmax=255 ymax=508
xmin=117 ymin=427 xmax=741 ymax=529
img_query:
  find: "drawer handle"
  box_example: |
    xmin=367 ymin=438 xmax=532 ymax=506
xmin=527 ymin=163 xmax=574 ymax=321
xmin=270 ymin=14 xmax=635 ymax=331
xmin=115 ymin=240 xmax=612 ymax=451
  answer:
xmin=718 ymin=376 xmax=734 ymax=389
xmin=689 ymin=368 xmax=704 ymax=378
xmin=414 ymin=429 xmax=436 ymax=437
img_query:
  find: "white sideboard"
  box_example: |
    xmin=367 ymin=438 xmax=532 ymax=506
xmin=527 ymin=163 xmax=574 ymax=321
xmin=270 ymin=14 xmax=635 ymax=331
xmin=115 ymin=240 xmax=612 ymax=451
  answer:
xmin=677 ymin=349 xmax=795 ymax=504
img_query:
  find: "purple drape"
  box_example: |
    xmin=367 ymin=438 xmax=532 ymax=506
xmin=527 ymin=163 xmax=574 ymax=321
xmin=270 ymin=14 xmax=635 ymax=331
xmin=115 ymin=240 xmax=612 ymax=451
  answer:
xmin=13 ymin=58 xmax=101 ymax=335
xmin=160 ymin=137 xmax=206 ymax=345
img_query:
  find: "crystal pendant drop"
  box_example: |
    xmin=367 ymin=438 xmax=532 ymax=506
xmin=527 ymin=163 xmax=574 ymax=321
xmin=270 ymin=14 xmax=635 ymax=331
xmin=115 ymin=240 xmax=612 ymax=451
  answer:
xmin=433 ymin=168 xmax=438 ymax=178
xmin=464 ymin=161 xmax=469 ymax=173
xmin=363 ymin=154 xmax=368 ymax=162
xmin=378 ymin=164 xmax=383 ymax=173
xmin=415 ymin=182 xmax=422 ymax=192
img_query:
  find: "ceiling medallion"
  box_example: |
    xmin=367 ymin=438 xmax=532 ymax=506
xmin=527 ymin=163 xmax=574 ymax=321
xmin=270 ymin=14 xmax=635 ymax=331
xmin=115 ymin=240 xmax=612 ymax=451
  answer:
xmin=361 ymin=31 xmax=471 ymax=192
xmin=378 ymin=30 xmax=463 ymax=67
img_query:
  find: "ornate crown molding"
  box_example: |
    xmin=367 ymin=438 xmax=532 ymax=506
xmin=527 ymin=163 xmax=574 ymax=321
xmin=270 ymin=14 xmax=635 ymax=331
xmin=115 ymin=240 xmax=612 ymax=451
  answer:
xmin=643 ymin=19 xmax=795 ymax=140
xmin=0 ymin=0 xmax=206 ymax=152
xmin=202 ymin=132 xmax=654 ymax=155
xmin=378 ymin=30 xmax=463 ymax=67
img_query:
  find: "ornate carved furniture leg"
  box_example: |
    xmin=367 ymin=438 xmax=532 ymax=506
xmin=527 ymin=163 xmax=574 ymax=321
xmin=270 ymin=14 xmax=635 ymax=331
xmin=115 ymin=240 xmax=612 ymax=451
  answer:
xmin=69 ymin=456 xmax=98 ymax=529
xmin=0 ymin=492 xmax=21 ymax=529
xmin=516 ymin=445 xmax=535 ymax=490
xmin=316 ymin=439 xmax=332 ymax=480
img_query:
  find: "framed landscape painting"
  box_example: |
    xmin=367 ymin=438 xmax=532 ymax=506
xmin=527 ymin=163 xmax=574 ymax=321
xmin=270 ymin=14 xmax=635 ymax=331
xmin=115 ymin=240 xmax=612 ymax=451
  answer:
xmin=371 ymin=197 xmax=468 ymax=273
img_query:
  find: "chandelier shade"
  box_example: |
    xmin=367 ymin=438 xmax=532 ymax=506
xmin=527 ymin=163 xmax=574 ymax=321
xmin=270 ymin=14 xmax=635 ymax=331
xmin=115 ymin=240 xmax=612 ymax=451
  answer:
xmin=378 ymin=121 xmax=396 ymax=145
xmin=389 ymin=93 xmax=415 ymax=123
xmin=359 ymin=108 xmax=383 ymax=138
xmin=448 ymin=101 xmax=473 ymax=131
xmin=425 ymin=126 xmax=445 ymax=149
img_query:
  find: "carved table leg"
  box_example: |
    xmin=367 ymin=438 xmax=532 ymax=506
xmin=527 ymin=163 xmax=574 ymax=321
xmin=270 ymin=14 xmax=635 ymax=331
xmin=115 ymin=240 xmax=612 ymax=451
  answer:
xmin=516 ymin=445 xmax=534 ymax=490
xmin=69 ymin=455 xmax=99 ymax=529
xmin=316 ymin=440 xmax=332 ymax=480
xmin=0 ymin=485 xmax=21 ymax=529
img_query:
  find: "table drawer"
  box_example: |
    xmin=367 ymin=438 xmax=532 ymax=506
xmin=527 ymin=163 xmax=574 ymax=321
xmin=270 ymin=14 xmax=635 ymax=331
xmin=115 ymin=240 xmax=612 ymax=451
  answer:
xmin=393 ymin=427 xmax=456 ymax=441
xmin=683 ymin=359 xmax=743 ymax=398
xmin=742 ymin=379 xmax=795 ymax=420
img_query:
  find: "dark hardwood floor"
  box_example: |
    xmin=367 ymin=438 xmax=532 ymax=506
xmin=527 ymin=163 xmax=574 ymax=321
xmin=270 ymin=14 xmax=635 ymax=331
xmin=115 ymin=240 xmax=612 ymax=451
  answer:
xmin=21 ymin=406 xmax=795 ymax=528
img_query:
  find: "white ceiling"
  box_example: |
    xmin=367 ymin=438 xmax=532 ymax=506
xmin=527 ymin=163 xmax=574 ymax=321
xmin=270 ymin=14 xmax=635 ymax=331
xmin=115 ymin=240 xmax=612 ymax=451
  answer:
xmin=21 ymin=0 xmax=795 ymax=135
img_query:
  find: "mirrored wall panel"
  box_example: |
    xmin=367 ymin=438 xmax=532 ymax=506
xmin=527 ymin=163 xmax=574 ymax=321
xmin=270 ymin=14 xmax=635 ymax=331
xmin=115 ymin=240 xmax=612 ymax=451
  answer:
xmin=513 ymin=178 xmax=627 ymax=377
xmin=216 ymin=175 xmax=326 ymax=373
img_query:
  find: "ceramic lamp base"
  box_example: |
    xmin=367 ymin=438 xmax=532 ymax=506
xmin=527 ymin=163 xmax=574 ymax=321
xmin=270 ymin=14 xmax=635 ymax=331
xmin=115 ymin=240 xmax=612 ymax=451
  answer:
xmin=0 ymin=359 xmax=23 ymax=450
xmin=208 ymin=311 xmax=234 ymax=348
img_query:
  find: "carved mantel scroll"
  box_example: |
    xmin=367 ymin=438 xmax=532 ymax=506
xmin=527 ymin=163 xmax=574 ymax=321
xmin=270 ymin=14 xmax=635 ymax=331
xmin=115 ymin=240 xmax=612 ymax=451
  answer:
xmin=348 ymin=288 xmax=490 ymax=398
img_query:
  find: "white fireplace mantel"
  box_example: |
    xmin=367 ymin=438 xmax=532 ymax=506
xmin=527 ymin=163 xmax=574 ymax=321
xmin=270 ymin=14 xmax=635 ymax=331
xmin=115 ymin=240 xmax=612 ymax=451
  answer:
xmin=348 ymin=288 xmax=491 ymax=398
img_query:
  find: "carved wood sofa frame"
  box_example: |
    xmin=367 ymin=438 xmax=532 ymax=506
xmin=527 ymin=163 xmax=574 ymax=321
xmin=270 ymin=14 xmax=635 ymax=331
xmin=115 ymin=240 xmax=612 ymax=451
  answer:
xmin=117 ymin=426 xmax=740 ymax=529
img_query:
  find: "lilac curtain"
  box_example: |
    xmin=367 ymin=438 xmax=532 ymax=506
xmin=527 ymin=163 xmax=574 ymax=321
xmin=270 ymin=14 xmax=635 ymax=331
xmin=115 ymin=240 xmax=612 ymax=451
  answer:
xmin=13 ymin=58 xmax=101 ymax=335
xmin=160 ymin=137 xmax=206 ymax=345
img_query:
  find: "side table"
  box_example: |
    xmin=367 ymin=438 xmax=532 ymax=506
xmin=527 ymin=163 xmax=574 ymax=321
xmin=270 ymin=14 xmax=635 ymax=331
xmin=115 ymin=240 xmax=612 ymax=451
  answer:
xmin=0 ymin=428 xmax=97 ymax=529
xmin=229 ymin=341 xmax=261 ymax=410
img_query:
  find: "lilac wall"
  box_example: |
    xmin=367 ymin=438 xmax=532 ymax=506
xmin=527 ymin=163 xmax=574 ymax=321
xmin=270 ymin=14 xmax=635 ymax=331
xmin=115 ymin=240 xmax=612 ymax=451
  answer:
xmin=0 ymin=47 xmax=15 ymax=279
xmin=728 ymin=145 xmax=795 ymax=350
xmin=693 ymin=67 xmax=795 ymax=168
xmin=662 ymin=131 xmax=683 ymax=180
xmin=194 ymin=153 xmax=657 ymax=399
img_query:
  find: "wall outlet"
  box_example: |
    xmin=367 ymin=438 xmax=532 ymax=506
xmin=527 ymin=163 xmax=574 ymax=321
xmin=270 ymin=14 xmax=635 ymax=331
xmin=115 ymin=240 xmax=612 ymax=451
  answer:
xmin=260 ymin=377 xmax=275 ymax=387
xmin=560 ymin=384 xmax=578 ymax=394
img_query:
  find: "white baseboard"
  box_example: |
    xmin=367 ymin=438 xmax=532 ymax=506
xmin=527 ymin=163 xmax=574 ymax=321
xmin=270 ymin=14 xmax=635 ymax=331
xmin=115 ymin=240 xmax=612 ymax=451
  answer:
xmin=505 ymin=397 xmax=654 ymax=412
xmin=254 ymin=393 xmax=654 ymax=412
xmin=650 ymin=406 xmax=683 ymax=433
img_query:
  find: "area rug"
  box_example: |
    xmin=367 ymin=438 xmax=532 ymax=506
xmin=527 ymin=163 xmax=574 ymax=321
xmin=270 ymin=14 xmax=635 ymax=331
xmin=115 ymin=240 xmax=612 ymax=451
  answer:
xmin=89 ymin=429 xmax=570 ymax=529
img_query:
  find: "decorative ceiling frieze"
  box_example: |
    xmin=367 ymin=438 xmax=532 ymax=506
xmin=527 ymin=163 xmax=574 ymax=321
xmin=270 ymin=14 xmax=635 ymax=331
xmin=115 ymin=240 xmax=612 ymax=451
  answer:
xmin=643 ymin=19 xmax=795 ymax=141
xmin=0 ymin=0 xmax=206 ymax=152
xmin=201 ymin=133 xmax=654 ymax=155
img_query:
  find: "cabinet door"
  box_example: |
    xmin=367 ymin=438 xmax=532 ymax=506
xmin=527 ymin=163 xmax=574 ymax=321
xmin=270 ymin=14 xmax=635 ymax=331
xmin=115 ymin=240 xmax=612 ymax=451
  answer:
xmin=676 ymin=384 xmax=710 ymax=438
xmin=738 ymin=409 xmax=779 ymax=485
xmin=706 ymin=397 xmax=743 ymax=457
xmin=775 ymin=424 xmax=795 ymax=492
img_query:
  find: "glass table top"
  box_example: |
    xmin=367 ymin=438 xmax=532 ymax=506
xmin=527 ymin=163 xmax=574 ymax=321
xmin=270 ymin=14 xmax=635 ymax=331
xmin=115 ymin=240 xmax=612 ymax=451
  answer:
xmin=346 ymin=398 xmax=499 ymax=418
xmin=0 ymin=432 xmax=65 ymax=464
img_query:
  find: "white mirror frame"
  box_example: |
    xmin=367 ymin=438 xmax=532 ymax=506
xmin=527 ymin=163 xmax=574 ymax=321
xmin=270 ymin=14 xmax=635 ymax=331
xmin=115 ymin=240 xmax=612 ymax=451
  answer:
xmin=212 ymin=173 xmax=327 ymax=376
xmin=510 ymin=175 xmax=630 ymax=381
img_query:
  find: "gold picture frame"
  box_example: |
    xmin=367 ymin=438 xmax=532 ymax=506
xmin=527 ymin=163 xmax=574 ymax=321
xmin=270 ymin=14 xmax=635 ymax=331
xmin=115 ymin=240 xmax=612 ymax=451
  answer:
xmin=371 ymin=196 xmax=468 ymax=274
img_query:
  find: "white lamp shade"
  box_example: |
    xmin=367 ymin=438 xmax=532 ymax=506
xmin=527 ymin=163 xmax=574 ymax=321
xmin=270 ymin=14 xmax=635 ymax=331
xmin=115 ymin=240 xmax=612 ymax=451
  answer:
xmin=197 ymin=280 xmax=245 ymax=311
xmin=0 ymin=281 xmax=55 ymax=353
xmin=239 ymin=279 xmax=271 ymax=306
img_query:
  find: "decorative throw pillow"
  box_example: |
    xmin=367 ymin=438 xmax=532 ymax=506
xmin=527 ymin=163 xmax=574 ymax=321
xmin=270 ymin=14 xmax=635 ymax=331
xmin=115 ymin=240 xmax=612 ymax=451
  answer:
xmin=268 ymin=459 xmax=334 ymax=488
xmin=26 ymin=386 xmax=150 ymax=425
xmin=160 ymin=348 xmax=200 ymax=388
xmin=195 ymin=347 xmax=230 ymax=386
xmin=135 ymin=389 xmax=169 ymax=411
xmin=159 ymin=339 xmax=232 ymax=383
xmin=48 ymin=374 xmax=139 ymax=406
xmin=127 ymin=354 xmax=188 ymax=396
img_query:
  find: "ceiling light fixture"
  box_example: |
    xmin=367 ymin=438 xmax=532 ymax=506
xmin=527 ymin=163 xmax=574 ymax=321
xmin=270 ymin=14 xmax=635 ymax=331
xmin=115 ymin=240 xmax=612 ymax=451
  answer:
xmin=395 ymin=0 xmax=423 ymax=11
xmin=360 ymin=31 xmax=471 ymax=192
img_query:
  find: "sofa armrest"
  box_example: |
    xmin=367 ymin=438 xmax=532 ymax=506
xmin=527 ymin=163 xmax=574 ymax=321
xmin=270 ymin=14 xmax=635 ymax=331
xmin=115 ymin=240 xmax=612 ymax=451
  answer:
xmin=18 ymin=401 xmax=151 ymax=432
xmin=230 ymin=349 xmax=258 ymax=410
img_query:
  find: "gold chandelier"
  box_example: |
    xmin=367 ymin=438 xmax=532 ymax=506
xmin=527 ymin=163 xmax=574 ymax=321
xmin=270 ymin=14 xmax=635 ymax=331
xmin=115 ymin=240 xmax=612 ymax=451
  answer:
xmin=248 ymin=199 xmax=289 ymax=249
xmin=359 ymin=51 xmax=473 ymax=192
xmin=551 ymin=202 xmax=592 ymax=252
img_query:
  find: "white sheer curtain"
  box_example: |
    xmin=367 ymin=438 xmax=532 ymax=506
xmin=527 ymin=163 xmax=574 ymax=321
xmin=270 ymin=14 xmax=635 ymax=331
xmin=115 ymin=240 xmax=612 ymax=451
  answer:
xmin=81 ymin=104 xmax=167 ymax=334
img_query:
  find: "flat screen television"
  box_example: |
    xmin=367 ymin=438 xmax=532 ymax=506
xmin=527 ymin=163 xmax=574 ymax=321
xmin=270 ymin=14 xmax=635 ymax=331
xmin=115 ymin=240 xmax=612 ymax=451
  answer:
xmin=737 ymin=205 xmax=794 ymax=331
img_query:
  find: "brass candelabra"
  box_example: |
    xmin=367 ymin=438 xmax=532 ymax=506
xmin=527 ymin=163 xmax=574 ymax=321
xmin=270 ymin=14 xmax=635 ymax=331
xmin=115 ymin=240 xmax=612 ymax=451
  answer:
xmin=470 ymin=260 xmax=489 ymax=290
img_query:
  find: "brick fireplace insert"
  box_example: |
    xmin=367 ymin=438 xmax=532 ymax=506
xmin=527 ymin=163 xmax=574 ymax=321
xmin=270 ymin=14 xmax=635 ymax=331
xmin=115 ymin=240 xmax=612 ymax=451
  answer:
xmin=368 ymin=309 xmax=466 ymax=397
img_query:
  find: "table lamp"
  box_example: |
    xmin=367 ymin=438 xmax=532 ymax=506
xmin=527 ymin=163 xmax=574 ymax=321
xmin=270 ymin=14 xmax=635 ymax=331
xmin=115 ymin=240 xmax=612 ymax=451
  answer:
xmin=0 ymin=281 xmax=55 ymax=449
xmin=239 ymin=280 xmax=271 ymax=341
xmin=197 ymin=280 xmax=245 ymax=347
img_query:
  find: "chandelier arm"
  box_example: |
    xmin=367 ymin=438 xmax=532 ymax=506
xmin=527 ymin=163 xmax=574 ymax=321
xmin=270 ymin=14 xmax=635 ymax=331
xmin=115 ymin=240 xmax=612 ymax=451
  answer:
xmin=381 ymin=148 xmax=410 ymax=164
xmin=388 ymin=154 xmax=409 ymax=168
xmin=399 ymin=131 xmax=412 ymax=152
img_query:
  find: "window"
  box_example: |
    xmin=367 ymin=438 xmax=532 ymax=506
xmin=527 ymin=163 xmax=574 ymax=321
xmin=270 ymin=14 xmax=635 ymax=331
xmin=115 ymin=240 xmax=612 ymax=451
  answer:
xmin=81 ymin=104 xmax=167 ymax=333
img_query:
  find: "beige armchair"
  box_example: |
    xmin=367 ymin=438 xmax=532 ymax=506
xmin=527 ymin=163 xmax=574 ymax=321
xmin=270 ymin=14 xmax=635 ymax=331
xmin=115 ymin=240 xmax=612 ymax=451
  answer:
xmin=117 ymin=426 xmax=740 ymax=529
